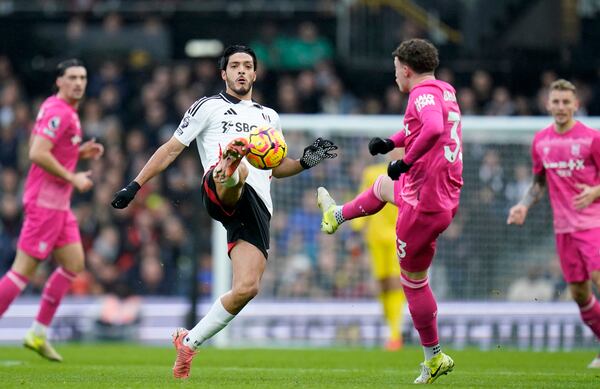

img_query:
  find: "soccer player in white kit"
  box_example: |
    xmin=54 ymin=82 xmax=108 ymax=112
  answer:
xmin=111 ymin=45 xmax=338 ymax=378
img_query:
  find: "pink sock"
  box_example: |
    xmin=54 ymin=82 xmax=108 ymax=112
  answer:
xmin=36 ymin=267 xmax=76 ymax=326
xmin=0 ymin=270 xmax=29 ymax=318
xmin=401 ymin=273 xmax=439 ymax=347
xmin=342 ymin=175 xmax=386 ymax=220
xmin=579 ymin=295 xmax=600 ymax=339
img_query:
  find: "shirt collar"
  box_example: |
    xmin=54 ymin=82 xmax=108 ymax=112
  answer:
xmin=220 ymin=91 xmax=263 ymax=109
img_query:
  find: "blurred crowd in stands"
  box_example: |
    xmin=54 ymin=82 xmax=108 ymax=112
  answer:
xmin=0 ymin=12 xmax=597 ymax=300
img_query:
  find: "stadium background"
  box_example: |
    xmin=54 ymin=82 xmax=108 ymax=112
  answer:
xmin=1 ymin=0 xmax=600 ymax=349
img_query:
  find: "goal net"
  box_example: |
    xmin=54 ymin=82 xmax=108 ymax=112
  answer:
xmin=213 ymin=115 xmax=600 ymax=302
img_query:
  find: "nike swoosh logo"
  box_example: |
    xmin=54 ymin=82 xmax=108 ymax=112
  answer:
xmin=431 ymin=363 xmax=443 ymax=377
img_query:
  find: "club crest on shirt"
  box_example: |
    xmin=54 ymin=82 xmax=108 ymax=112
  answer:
xmin=71 ymin=134 xmax=82 ymax=145
xmin=571 ymin=143 xmax=580 ymax=156
xmin=543 ymin=146 xmax=550 ymax=155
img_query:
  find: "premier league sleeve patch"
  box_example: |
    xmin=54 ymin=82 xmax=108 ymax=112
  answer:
xmin=49 ymin=116 xmax=61 ymax=130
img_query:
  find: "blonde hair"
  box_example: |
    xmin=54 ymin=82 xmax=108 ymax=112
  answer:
xmin=550 ymin=79 xmax=576 ymax=93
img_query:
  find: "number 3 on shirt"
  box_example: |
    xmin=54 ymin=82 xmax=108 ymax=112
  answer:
xmin=444 ymin=111 xmax=461 ymax=163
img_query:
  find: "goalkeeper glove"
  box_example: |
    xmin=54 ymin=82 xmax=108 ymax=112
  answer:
xmin=368 ymin=137 xmax=395 ymax=155
xmin=299 ymin=137 xmax=338 ymax=169
xmin=387 ymin=159 xmax=411 ymax=180
xmin=111 ymin=181 xmax=141 ymax=209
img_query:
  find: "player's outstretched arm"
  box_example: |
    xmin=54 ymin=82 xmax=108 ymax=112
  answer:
xmin=272 ymin=137 xmax=338 ymax=178
xmin=111 ymin=136 xmax=186 ymax=209
xmin=507 ymin=173 xmax=546 ymax=225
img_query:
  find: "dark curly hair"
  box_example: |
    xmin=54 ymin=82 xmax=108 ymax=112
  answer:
xmin=219 ymin=45 xmax=257 ymax=71
xmin=392 ymin=39 xmax=439 ymax=74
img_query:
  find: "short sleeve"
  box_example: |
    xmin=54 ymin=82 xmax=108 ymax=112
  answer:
xmin=173 ymin=99 xmax=215 ymax=146
xmin=271 ymin=110 xmax=282 ymax=132
xmin=32 ymin=108 xmax=70 ymax=144
xmin=413 ymin=87 xmax=443 ymax=122
xmin=531 ymin=135 xmax=544 ymax=175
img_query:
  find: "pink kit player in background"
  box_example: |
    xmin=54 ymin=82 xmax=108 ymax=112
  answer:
xmin=317 ymin=38 xmax=462 ymax=384
xmin=0 ymin=59 xmax=103 ymax=362
xmin=508 ymin=79 xmax=600 ymax=369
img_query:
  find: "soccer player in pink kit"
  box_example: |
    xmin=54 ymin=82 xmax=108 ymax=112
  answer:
xmin=0 ymin=59 xmax=103 ymax=361
xmin=508 ymin=79 xmax=600 ymax=368
xmin=318 ymin=38 xmax=462 ymax=384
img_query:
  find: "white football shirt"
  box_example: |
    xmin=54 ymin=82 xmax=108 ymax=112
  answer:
xmin=174 ymin=92 xmax=282 ymax=214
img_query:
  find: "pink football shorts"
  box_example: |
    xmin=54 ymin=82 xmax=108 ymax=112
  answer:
xmin=17 ymin=203 xmax=81 ymax=260
xmin=555 ymin=227 xmax=600 ymax=283
xmin=394 ymin=197 xmax=457 ymax=273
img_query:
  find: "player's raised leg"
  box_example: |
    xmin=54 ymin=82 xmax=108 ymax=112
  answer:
xmin=318 ymin=174 xmax=394 ymax=234
xmin=213 ymin=137 xmax=249 ymax=188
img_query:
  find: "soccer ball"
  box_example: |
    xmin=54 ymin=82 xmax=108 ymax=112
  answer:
xmin=246 ymin=126 xmax=287 ymax=170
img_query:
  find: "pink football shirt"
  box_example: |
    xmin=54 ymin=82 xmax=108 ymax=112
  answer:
xmin=23 ymin=96 xmax=82 ymax=210
xmin=532 ymin=121 xmax=600 ymax=233
xmin=390 ymin=79 xmax=463 ymax=212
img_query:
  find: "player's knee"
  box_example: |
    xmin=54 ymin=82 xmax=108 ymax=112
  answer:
xmin=62 ymin=258 xmax=85 ymax=275
xmin=375 ymin=174 xmax=395 ymax=203
xmin=238 ymin=163 xmax=249 ymax=181
xmin=401 ymin=269 xmax=428 ymax=281
xmin=232 ymin=282 xmax=260 ymax=302
xmin=569 ymin=284 xmax=590 ymax=305
xmin=591 ymin=271 xmax=600 ymax=289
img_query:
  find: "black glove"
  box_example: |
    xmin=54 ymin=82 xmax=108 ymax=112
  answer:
xmin=387 ymin=159 xmax=411 ymax=180
xmin=299 ymin=137 xmax=338 ymax=169
xmin=368 ymin=137 xmax=395 ymax=155
xmin=111 ymin=181 xmax=141 ymax=209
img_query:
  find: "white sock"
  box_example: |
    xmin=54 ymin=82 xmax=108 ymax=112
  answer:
xmin=31 ymin=321 xmax=48 ymax=337
xmin=333 ymin=206 xmax=345 ymax=224
xmin=424 ymin=344 xmax=441 ymax=361
xmin=183 ymin=297 xmax=235 ymax=350
xmin=222 ymin=169 xmax=240 ymax=188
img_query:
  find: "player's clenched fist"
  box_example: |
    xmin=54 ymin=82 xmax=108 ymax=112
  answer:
xmin=368 ymin=137 xmax=395 ymax=155
xmin=387 ymin=159 xmax=411 ymax=180
xmin=111 ymin=181 xmax=141 ymax=209
xmin=507 ymin=204 xmax=528 ymax=225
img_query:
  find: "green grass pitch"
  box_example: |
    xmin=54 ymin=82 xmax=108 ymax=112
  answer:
xmin=1 ymin=345 xmax=599 ymax=388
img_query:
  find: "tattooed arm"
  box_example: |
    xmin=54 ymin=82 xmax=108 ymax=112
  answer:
xmin=507 ymin=174 xmax=546 ymax=225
